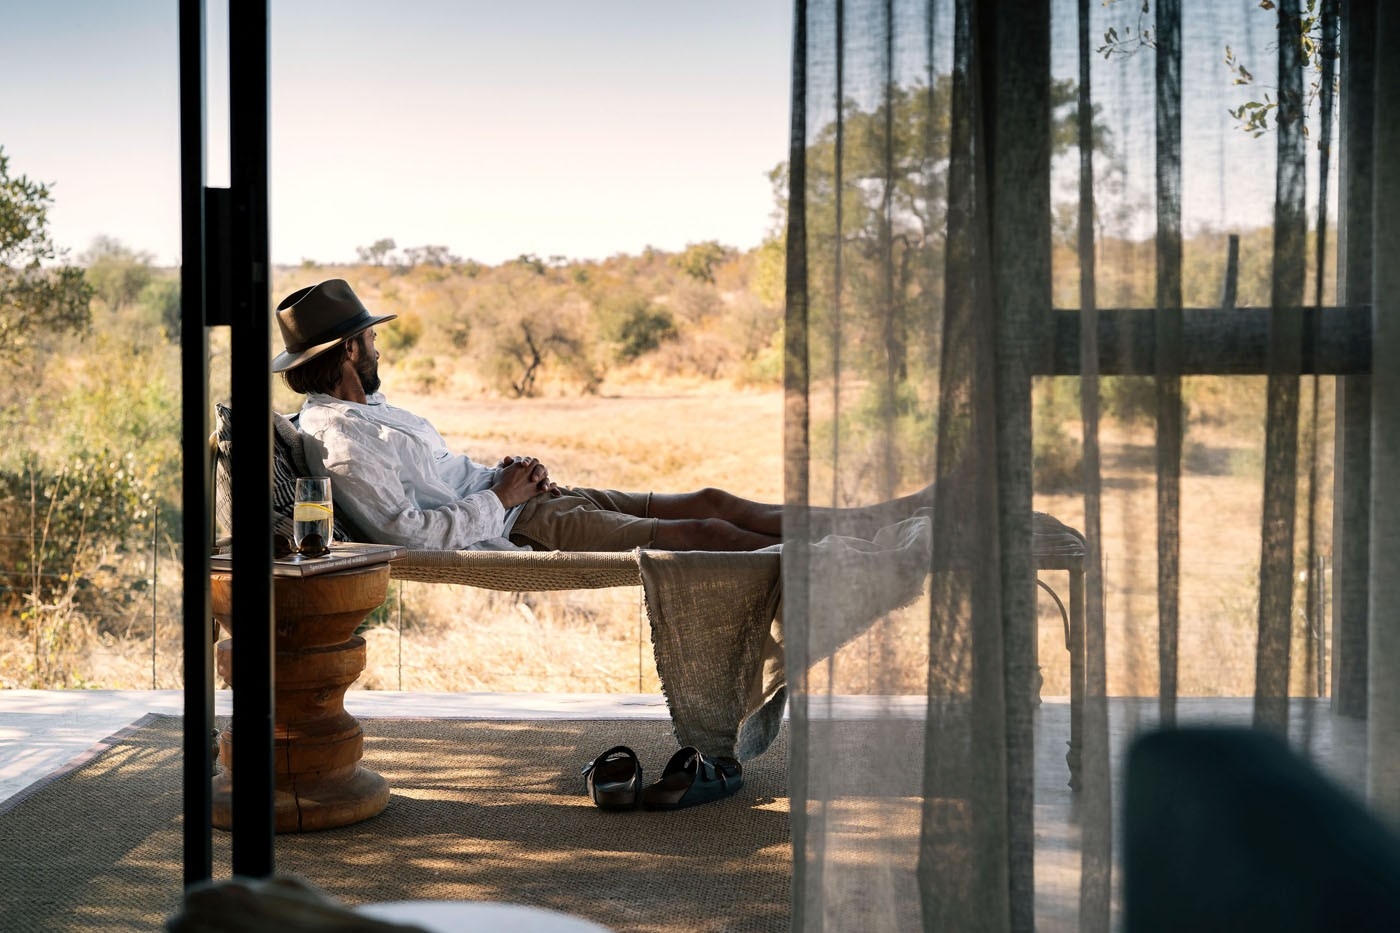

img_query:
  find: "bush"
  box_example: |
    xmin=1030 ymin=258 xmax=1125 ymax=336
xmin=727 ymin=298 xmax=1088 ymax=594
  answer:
xmin=379 ymin=309 xmax=423 ymax=353
xmin=614 ymin=305 xmax=677 ymax=361
xmin=596 ymin=292 xmax=677 ymax=362
xmin=671 ymin=241 xmax=734 ymax=284
xmin=1102 ymin=375 xmax=1156 ymax=424
xmin=0 ymin=451 xmax=161 ymax=686
xmin=738 ymin=330 xmax=784 ymax=386
xmin=137 ymin=276 xmax=181 ymax=339
xmin=0 ymin=452 xmax=156 ymax=597
xmin=396 ymin=355 xmax=443 ymax=394
xmin=48 ymin=334 xmax=182 ymax=487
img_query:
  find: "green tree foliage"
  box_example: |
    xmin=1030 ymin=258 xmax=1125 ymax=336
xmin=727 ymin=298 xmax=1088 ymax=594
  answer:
xmin=137 ymin=275 xmax=182 ymax=339
xmin=0 ymin=451 xmax=157 ymax=608
xmin=596 ymin=290 xmax=677 ymax=362
xmin=0 ymin=147 xmax=92 ymax=365
xmin=750 ymin=234 xmax=785 ymax=306
xmin=81 ymin=235 xmax=154 ymax=313
xmin=1033 ymin=377 xmax=1084 ymax=491
xmin=672 ymin=240 xmax=734 ymax=284
xmin=1225 ymin=0 xmax=1333 ymax=138
xmin=1098 ymin=0 xmax=1332 ymax=138
xmin=0 ymin=448 xmax=161 ymax=687
xmin=378 ymin=308 xmax=423 ymax=353
xmin=52 ymin=333 xmax=181 ymax=478
xmin=0 ymin=308 xmax=179 ymax=687
xmin=776 ymin=76 xmax=1103 ymax=377
xmin=769 ymin=79 xmax=941 ymax=421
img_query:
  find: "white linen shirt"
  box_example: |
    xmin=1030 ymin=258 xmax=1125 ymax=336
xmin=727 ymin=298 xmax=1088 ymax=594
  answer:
xmin=297 ymin=391 xmax=526 ymax=551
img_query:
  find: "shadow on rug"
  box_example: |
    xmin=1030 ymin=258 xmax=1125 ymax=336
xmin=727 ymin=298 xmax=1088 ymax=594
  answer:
xmin=0 ymin=715 xmax=791 ymax=933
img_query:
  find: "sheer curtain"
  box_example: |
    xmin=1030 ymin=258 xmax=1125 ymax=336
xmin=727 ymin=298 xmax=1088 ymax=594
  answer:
xmin=782 ymin=0 xmax=1399 ymax=928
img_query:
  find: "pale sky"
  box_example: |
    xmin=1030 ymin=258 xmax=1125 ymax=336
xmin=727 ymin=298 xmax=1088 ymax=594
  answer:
xmin=2 ymin=1 xmax=793 ymax=267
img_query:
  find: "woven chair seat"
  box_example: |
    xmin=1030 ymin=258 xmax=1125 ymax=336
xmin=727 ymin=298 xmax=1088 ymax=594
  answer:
xmin=388 ymin=514 xmax=1084 ymax=590
xmin=390 ymin=548 xmax=651 ymax=590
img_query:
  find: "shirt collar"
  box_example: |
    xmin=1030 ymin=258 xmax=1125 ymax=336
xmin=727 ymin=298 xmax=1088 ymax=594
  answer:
xmin=305 ymin=390 xmax=386 ymax=409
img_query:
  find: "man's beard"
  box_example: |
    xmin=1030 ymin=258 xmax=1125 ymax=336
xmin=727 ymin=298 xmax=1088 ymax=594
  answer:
xmin=356 ymin=356 xmax=381 ymax=395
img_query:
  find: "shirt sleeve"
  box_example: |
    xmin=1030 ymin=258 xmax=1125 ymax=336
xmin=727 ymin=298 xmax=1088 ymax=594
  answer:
xmin=301 ymin=414 xmax=514 ymax=551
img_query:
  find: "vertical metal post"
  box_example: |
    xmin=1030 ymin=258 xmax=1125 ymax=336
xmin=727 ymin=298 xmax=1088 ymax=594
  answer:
xmin=178 ymin=0 xmax=213 ymax=886
xmin=228 ymin=0 xmax=276 ymax=877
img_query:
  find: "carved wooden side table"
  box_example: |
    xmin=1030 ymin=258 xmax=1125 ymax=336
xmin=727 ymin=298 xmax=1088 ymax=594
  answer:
xmin=210 ymin=553 xmax=396 ymax=833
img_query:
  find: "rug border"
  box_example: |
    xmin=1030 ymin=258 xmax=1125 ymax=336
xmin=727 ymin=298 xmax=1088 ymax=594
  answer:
xmin=0 ymin=710 xmax=176 ymax=818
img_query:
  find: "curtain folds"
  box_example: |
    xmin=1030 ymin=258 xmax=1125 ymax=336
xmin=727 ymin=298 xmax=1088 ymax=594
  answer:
xmin=784 ymin=0 xmax=1390 ymax=928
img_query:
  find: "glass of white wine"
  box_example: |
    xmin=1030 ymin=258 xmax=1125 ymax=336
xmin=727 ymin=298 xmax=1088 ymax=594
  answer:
xmin=293 ymin=476 xmax=333 ymax=556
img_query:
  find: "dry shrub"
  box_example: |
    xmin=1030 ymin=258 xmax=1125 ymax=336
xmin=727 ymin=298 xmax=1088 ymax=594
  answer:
xmin=394 ymin=355 xmax=445 ymax=394
xmin=0 ymin=542 xmax=185 ymax=690
xmin=647 ymin=327 xmax=734 ymax=380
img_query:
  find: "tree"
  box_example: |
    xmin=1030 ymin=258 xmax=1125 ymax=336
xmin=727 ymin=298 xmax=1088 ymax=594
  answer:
xmin=596 ymin=291 xmax=677 ymax=361
xmin=471 ymin=264 xmax=599 ymax=397
xmin=1098 ymin=0 xmax=1334 ymax=138
xmin=672 ymin=240 xmax=734 ymax=284
xmin=401 ymin=244 xmax=460 ymax=268
xmin=1227 ymin=1 xmax=1335 ymax=139
xmin=81 ymin=235 xmax=154 ymax=313
xmin=0 ymin=147 xmax=92 ymax=364
xmin=513 ymin=253 xmax=547 ymax=275
xmin=355 ymin=237 xmax=397 ymax=265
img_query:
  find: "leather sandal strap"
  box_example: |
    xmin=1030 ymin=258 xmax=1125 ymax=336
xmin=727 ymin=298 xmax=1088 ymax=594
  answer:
xmin=581 ymin=744 xmax=637 ymax=777
xmin=695 ymin=751 xmax=739 ymax=789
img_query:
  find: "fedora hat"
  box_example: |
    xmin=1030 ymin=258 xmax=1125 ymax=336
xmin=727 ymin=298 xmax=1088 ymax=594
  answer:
xmin=271 ymin=279 xmax=397 ymax=373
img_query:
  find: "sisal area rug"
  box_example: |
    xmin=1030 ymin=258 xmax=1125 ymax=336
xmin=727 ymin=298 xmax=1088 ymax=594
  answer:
xmin=0 ymin=714 xmax=791 ymax=933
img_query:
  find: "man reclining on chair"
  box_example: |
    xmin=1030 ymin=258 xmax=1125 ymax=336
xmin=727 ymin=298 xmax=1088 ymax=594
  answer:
xmin=273 ymin=279 xmax=932 ymax=553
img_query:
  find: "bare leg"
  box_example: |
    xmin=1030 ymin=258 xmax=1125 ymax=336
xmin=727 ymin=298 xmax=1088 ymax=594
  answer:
xmin=807 ymin=484 xmax=937 ymax=539
xmin=650 ymin=517 xmax=781 ymax=551
xmin=649 ymin=488 xmax=784 ymax=536
xmin=649 ymin=483 xmax=937 ymax=542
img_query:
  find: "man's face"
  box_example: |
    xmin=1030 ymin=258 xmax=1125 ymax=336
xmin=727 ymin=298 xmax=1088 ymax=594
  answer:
xmin=353 ymin=328 xmax=381 ymax=395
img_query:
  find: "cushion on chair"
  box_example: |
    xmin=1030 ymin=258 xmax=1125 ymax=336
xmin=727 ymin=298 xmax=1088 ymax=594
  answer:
xmin=212 ymin=403 xmax=358 ymax=545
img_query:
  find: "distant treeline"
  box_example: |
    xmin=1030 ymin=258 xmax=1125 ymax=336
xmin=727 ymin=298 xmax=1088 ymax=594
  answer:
xmin=269 ymin=239 xmax=788 ymax=401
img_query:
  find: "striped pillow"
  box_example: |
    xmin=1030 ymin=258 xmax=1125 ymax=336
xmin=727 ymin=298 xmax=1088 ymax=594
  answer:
xmin=213 ymin=404 xmax=354 ymax=545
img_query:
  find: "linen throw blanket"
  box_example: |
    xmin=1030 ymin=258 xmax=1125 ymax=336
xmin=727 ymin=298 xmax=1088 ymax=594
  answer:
xmin=641 ymin=511 xmax=936 ymax=761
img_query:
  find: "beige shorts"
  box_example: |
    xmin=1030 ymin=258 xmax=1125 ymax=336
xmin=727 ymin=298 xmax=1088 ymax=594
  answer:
xmin=508 ymin=487 xmax=656 ymax=551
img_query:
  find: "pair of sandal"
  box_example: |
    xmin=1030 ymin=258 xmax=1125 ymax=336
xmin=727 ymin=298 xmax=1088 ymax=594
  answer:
xmin=581 ymin=745 xmax=743 ymax=811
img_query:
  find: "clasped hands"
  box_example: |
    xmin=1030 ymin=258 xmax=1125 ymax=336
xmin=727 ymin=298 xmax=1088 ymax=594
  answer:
xmin=490 ymin=455 xmax=562 ymax=508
